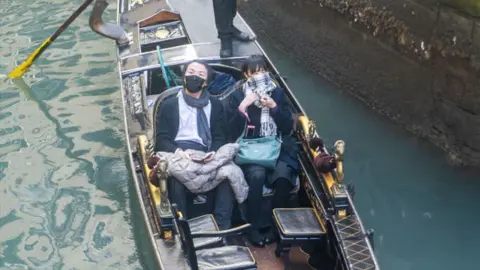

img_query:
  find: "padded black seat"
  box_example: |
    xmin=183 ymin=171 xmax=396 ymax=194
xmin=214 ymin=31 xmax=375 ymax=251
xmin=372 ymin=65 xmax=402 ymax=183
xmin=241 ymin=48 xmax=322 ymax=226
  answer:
xmin=189 ymin=214 xmax=222 ymax=249
xmin=196 ymin=246 xmax=255 ymax=270
xmin=272 ymin=208 xmax=326 ymax=258
xmin=273 ymin=208 xmax=324 ymax=237
xmin=171 ymin=204 xmax=256 ymax=270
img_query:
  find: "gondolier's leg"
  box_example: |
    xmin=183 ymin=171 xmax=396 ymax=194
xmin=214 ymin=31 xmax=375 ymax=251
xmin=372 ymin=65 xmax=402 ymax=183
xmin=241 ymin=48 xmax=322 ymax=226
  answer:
xmin=213 ymin=0 xmax=234 ymax=40
xmin=212 ymin=180 xmax=234 ymax=230
xmin=230 ymin=0 xmax=256 ymax=42
xmin=212 ymin=0 xmax=255 ymax=58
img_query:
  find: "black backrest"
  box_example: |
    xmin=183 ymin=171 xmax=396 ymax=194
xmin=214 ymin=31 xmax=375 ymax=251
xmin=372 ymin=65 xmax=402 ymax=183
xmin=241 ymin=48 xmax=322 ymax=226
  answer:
xmin=171 ymin=204 xmax=199 ymax=270
xmin=151 ymin=86 xmax=182 ymax=151
xmin=209 ymin=63 xmax=243 ymax=81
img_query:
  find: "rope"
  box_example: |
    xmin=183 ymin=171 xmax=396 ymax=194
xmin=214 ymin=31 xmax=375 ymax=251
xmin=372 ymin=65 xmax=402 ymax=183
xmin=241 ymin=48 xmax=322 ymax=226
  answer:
xmin=156 ymin=45 xmax=171 ymax=89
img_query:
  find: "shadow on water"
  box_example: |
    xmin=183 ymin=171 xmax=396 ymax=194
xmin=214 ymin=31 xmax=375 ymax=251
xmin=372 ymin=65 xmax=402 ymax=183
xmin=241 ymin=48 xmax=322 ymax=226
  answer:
xmin=259 ymin=40 xmax=480 ymax=270
xmin=11 ymin=78 xmax=94 ymax=180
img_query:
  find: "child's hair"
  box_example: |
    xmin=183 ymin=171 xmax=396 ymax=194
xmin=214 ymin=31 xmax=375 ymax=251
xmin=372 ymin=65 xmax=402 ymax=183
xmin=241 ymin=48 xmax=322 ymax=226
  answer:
xmin=241 ymin=55 xmax=267 ymax=75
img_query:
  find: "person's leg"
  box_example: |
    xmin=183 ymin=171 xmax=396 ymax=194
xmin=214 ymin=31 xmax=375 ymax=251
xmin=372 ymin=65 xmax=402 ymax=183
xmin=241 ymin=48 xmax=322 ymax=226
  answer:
xmin=167 ymin=176 xmax=189 ymax=218
xmin=212 ymin=180 xmax=234 ymax=230
xmin=212 ymin=0 xmax=235 ymax=57
xmin=243 ymin=164 xmax=267 ymax=247
xmin=272 ymin=178 xmax=294 ymax=209
xmin=229 ymin=0 xmax=256 ymax=41
xmin=212 ymin=0 xmax=255 ymax=57
xmin=212 ymin=0 xmax=234 ymax=38
xmin=231 ymin=0 xmax=237 ymax=23
xmin=265 ymin=161 xmax=296 ymax=244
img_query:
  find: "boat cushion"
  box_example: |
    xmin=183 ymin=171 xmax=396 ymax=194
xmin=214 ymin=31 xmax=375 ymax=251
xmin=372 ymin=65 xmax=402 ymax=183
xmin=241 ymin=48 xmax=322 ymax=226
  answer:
xmin=196 ymin=245 xmax=255 ymax=270
xmin=273 ymin=208 xmax=325 ymax=237
xmin=209 ymin=71 xmax=237 ymax=96
xmin=188 ymin=214 xmax=222 ymax=249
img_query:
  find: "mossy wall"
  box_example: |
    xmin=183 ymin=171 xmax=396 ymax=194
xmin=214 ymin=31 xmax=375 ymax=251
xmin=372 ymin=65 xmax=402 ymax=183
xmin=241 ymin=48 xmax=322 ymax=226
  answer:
xmin=439 ymin=0 xmax=480 ymax=16
xmin=239 ymin=0 xmax=480 ymax=167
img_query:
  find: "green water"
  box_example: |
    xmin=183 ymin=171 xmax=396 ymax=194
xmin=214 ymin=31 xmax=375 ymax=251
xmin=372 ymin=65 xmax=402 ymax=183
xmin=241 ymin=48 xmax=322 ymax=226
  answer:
xmin=260 ymin=42 xmax=480 ymax=270
xmin=1 ymin=1 xmax=480 ymax=270
xmin=0 ymin=0 xmax=146 ymax=269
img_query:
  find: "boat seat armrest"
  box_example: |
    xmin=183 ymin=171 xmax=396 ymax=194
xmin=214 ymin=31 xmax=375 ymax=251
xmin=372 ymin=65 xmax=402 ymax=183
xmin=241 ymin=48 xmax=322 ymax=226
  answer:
xmin=191 ymin=223 xmax=251 ymax=238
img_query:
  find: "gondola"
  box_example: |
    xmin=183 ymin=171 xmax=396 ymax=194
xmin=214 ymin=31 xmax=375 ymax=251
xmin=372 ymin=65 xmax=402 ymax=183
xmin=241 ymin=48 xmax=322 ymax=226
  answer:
xmin=88 ymin=0 xmax=380 ymax=269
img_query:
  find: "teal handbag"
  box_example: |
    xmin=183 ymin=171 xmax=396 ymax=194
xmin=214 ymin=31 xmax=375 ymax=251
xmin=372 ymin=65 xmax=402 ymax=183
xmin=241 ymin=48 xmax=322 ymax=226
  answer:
xmin=234 ymin=122 xmax=282 ymax=169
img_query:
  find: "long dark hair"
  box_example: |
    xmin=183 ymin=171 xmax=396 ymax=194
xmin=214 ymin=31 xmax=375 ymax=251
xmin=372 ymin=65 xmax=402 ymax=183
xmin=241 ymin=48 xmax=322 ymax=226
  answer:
xmin=241 ymin=55 xmax=267 ymax=76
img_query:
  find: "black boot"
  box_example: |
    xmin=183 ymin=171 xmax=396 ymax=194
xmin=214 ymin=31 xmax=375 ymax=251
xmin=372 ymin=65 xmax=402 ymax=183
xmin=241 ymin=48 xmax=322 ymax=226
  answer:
xmin=246 ymin=229 xmax=265 ymax=247
xmin=263 ymin=228 xmax=278 ymax=244
xmin=220 ymin=37 xmax=232 ymax=58
xmin=233 ymin=27 xmax=256 ymax=42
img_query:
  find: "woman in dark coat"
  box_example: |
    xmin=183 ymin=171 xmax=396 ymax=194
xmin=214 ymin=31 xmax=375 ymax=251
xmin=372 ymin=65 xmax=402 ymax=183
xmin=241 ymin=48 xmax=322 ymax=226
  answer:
xmin=227 ymin=55 xmax=299 ymax=246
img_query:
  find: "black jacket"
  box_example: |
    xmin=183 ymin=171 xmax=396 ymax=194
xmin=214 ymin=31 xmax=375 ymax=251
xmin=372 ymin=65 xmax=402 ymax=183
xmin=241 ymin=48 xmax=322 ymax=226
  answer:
xmin=155 ymin=95 xmax=227 ymax=153
xmin=227 ymin=87 xmax=299 ymax=171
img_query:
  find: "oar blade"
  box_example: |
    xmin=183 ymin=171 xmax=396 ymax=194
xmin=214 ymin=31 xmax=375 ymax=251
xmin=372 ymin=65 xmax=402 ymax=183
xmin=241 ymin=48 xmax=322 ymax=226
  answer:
xmin=11 ymin=77 xmax=34 ymax=101
xmin=8 ymin=38 xmax=52 ymax=79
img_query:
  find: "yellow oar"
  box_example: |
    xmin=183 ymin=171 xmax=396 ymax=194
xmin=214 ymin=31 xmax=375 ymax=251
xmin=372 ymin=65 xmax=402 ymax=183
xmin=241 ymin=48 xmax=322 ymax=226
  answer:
xmin=8 ymin=0 xmax=94 ymax=79
xmin=11 ymin=77 xmax=34 ymax=101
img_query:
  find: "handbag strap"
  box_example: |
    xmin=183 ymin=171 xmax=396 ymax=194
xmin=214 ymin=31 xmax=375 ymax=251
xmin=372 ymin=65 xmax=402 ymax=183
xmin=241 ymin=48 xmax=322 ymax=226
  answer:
xmin=236 ymin=118 xmax=249 ymax=142
xmin=236 ymin=117 xmax=283 ymax=142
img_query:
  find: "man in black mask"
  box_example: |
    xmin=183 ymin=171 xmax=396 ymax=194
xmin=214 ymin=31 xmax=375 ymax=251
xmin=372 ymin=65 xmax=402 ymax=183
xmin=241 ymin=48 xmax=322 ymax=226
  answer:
xmin=154 ymin=60 xmax=234 ymax=230
xmin=213 ymin=0 xmax=256 ymax=58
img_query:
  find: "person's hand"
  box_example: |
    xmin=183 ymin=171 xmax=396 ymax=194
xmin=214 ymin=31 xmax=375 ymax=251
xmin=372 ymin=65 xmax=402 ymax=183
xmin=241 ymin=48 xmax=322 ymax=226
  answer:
xmin=239 ymin=92 xmax=258 ymax=112
xmin=202 ymin=152 xmax=215 ymax=163
xmin=260 ymin=96 xmax=276 ymax=109
xmin=175 ymin=149 xmax=192 ymax=160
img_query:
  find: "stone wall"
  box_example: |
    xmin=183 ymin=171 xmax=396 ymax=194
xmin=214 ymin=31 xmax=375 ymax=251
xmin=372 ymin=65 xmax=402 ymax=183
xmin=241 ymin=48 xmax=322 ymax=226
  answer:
xmin=239 ymin=0 xmax=480 ymax=167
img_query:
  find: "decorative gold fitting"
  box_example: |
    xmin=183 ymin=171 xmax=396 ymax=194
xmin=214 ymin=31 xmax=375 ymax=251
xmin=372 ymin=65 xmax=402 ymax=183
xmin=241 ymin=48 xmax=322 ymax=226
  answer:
xmin=155 ymin=158 xmax=169 ymax=213
xmin=308 ymin=120 xmax=316 ymax=141
xmin=334 ymin=140 xmax=345 ymax=183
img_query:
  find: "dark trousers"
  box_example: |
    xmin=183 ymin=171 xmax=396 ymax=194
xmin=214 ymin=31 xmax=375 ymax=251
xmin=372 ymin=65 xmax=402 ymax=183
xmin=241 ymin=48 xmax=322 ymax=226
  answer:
xmin=212 ymin=0 xmax=239 ymax=39
xmin=243 ymin=164 xmax=294 ymax=229
xmin=168 ymin=177 xmax=234 ymax=230
xmin=169 ymin=140 xmax=234 ymax=229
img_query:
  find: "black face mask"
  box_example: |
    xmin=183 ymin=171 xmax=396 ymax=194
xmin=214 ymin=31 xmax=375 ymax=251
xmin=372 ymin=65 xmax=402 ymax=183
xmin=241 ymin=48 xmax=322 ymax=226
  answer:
xmin=184 ymin=75 xmax=205 ymax=93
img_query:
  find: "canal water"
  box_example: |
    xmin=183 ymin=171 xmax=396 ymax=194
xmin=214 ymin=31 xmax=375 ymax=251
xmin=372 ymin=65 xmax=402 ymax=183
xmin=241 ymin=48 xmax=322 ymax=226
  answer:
xmin=260 ymin=41 xmax=480 ymax=270
xmin=0 ymin=1 xmax=479 ymax=270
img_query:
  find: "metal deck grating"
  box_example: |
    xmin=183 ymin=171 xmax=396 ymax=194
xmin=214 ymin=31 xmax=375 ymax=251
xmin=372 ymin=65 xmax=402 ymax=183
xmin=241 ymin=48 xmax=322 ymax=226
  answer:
xmin=335 ymin=215 xmax=376 ymax=270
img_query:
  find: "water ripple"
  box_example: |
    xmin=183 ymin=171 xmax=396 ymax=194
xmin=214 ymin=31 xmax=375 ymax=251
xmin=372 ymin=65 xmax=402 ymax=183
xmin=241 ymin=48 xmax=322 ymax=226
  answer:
xmin=0 ymin=1 xmax=144 ymax=269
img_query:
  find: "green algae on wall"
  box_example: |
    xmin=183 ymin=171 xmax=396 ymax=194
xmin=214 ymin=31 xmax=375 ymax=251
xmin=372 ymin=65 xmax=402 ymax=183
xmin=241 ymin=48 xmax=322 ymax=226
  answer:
xmin=439 ymin=0 xmax=480 ymax=16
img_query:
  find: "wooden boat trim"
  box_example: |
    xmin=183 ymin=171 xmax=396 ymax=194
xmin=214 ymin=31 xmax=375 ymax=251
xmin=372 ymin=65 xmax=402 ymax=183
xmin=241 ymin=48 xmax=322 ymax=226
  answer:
xmin=138 ymin=10 xmax=181 ymax=28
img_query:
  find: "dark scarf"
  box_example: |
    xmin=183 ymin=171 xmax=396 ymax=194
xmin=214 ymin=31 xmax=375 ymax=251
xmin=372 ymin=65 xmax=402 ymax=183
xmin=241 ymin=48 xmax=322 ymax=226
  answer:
xmin=181 ymin=89 xmax=212 ymax=151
